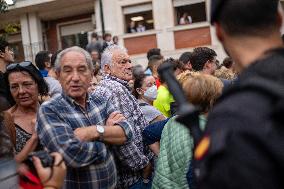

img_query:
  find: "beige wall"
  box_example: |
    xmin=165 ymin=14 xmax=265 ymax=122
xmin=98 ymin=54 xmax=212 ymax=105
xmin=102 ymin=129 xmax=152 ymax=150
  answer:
xmin=2 ymin=0 xmax=227 ymax=63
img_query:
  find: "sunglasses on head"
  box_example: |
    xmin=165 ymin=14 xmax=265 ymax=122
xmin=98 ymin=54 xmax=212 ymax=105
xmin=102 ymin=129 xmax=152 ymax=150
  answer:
xmin=6 ymin=61 xmax=34 ymax=71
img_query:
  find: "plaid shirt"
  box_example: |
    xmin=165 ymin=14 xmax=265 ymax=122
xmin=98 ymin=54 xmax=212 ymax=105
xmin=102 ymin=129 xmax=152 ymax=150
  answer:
xmin=94 ymin=75 xmax=155 ymax=188
xmin=36 ymin=93 xmax=132 ymax=189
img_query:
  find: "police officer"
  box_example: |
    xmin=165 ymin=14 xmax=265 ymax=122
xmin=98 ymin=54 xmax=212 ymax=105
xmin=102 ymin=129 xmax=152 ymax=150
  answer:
xmin=194 ymin=0 xmax=284 ymax=188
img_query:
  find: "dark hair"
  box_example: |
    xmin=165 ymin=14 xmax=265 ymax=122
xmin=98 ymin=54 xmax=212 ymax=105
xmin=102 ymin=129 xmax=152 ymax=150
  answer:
xmin=0 ymin=113 xmax=14 ymax=158
xmin=148 ymin=55 xmax=163 ymax=72
xmin=0 ymin=38 xmax=9 ymax=53
xmin=133 ymin=73 xmax=147 ymax=99
xmin=50 ymin=50 xmax=62 ymax=68
xmin=5 ymin=64 xmax=49 ymax=104
xmin=132 ymin=64 xmax=144 ymax=79
xmin=103 ymin=33 xmax=112 ymax=40
xmin=222 ymin=57 xmax=233 ymax=69
xmin=91 ymin=32 xmax=98 ymax=39
xmin=215 ymin=0 xmax=279 ymax=36
xmin=147 ymin=48 xmax=161 ymax=60
xmin=35 ymin=51 xmax=51 ymax=70
xmin=158 ymin=58 xmax=183 ymax=83
xmin=191 ymin=47 xmax=217 ymax=71
xmin=179 ymin=52 xmax=193 ymax=65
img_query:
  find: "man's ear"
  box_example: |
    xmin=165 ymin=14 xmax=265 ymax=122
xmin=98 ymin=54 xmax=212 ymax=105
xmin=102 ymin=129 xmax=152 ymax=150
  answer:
xmin=136 ymin=88 xmax=143 ymax=95
xmin=204 ymin=60 xmax=211 ymax=71
xmin=56 ymin=71 xmax=60 ymax=81
xmin=215 ymin=23 xmax=224 ymax=43
xmin=45 ymin=62 xmax=51 ymax=69
xmin=104 ymin=64 xmax=111 ymax=74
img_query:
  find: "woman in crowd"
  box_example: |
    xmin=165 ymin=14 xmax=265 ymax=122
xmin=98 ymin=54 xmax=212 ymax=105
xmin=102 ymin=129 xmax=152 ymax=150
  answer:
xmin=133 ymin=73 xmax=166 ymax=155
xmin=152 ymin=73 xmax=223 ymax=189
xmin=133 ymin=73 xmax=166 ymax=124
xmin=5 ymin=61 xmax=49 ymax=162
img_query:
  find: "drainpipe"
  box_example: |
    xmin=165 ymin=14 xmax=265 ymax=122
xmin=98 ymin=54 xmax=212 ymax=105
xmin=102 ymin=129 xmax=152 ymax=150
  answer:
xmin=99 ymin=0 xmax=105 ymax=36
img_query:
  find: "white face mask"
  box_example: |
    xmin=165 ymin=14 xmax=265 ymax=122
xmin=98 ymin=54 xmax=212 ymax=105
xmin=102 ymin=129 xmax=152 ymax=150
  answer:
xmin=143 ymin=85 xmax=157 ymax=101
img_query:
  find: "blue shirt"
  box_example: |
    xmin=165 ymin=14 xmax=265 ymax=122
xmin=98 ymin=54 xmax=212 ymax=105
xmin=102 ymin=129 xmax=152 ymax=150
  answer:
xmin=39 ymin=69 xmax=48 ymax=77
xmin=36 ymin=93 xmax=132 ymax=189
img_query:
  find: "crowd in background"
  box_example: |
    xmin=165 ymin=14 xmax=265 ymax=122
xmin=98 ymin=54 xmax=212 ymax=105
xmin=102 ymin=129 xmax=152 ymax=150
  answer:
xmin=0 ymin=0 xmax=283 ymax=188
xmin=0 ymin=31 xmax=238 ymax=189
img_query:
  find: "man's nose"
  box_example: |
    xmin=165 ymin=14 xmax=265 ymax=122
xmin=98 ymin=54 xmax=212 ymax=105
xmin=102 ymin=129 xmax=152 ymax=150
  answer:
xmin=126 ymin=61 xmax=132 ymax=69
xmin=71 ymin=71 xmax=80 ymax=81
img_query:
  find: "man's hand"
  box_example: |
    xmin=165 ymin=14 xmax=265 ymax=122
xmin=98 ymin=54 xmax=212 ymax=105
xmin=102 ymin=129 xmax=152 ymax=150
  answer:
xmin=142 ymin=163 xmax=152 ymax=179
xmin=74 ymin=126 xmax=98 ymax=142
xmin=106 ymin=111 xmax=126 ymax=126
xmin=33 ymin=152 xmax=66 ymax=189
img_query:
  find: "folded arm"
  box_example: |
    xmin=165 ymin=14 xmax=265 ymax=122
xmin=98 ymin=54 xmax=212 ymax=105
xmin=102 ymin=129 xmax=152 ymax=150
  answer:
xmin=36 ymin=106 xmax=108 ymax=168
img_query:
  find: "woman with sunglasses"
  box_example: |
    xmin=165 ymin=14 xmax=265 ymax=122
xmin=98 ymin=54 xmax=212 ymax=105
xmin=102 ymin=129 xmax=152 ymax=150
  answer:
xmin=5 ymin=61 xmax=49 ymax=162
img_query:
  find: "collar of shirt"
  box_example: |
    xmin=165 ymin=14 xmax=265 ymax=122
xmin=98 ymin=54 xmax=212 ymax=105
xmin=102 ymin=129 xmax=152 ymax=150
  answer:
xmin=104 ymin=75 xmax=131 ymax=91
xmin=61 ymin=92 xmax=92 ymax=108
xmin=39 ymin=69 xmax=48 ymax=77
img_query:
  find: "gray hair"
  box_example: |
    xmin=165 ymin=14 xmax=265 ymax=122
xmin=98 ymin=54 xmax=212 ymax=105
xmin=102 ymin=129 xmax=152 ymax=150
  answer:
xmin=100 ymin=45 xmax=127 ymax=71
xmin=54 ymin=46 xmax=94 ymax=72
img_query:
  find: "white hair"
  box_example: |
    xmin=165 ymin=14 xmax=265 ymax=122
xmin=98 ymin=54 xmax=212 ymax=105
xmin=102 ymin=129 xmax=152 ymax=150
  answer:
xmin=100 ymin=45 xmax=127 ymax=71
xmin=54 ymin=46 xmax=93 ymax=72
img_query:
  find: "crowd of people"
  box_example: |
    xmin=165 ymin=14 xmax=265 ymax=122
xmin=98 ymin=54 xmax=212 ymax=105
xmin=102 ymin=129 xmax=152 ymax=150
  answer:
xmin=1 ymin=0 xmax=284 ymax=188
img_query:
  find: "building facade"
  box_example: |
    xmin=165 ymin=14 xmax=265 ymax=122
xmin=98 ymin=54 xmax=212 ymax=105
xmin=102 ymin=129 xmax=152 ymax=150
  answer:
xmin=1 ymin=0 xmax=231 ymax=65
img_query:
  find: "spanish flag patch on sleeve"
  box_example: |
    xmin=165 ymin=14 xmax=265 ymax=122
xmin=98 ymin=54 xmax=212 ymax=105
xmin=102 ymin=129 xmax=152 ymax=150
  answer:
xmin=194 ymin=136 xmax=210 ymax=160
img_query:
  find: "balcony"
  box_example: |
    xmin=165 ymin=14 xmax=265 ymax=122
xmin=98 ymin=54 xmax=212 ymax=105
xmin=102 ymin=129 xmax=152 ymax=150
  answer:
xmin=122 ymin=30 xmax=158 ymax=55
xmin=168 ymin=22 xmax=211 ymax=49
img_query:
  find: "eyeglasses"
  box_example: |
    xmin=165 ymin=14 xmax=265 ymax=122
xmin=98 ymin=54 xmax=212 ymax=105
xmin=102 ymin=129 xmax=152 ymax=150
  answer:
xmin=118 ymin=59 xmax=132 ymax=65
xmin=7 ymin=47 xmax=14 ymax=52
xmin=0 ymin=47 xmax=13 ymax=54
xmin=6 ymin=61 xmax=33 ymax=71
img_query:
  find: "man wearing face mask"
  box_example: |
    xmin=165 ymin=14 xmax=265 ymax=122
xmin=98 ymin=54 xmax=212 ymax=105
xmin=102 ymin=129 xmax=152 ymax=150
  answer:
xmin=133 ymin=74 xmax=166 ymax=124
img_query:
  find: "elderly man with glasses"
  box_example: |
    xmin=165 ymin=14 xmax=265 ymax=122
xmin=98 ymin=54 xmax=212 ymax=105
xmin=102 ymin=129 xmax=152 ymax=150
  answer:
xmin=94 ymin=45 xmax=154 ymax=189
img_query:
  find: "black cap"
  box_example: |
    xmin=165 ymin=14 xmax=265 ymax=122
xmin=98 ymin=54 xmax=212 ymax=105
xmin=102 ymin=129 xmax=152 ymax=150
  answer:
xmin=210 ymin=0 xmax=228 ymax=24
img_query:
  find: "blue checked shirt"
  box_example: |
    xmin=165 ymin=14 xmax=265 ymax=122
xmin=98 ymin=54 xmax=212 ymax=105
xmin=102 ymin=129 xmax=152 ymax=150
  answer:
xmin=36 ymin=93 xmax=132 ymax=189
xmin=94 ymin=75 xmax=155 ymax=188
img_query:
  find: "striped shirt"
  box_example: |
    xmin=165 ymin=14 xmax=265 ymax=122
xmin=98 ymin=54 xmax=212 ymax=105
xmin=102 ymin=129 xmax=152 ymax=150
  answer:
xmin=36 ymin=93 xmax=132 ymax=189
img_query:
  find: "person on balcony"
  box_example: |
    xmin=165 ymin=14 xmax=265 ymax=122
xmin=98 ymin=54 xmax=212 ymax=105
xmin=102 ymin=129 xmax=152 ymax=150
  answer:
xmin=179 ymin=12 xmax=193 ymax=25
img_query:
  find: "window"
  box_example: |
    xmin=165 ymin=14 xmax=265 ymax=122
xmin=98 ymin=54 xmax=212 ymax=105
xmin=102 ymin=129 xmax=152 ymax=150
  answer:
xmin=10 ymin=41 xmax=24 ymax=62
xmin=123 ymin=3 xmax=154 ymax=33
xmin=61 ymin=33 xmax=88 ymax=49
xmin=173 ymin=0 xmax=207 ymax=25
xmin=59 ymin=20 xmax=93 ymax=49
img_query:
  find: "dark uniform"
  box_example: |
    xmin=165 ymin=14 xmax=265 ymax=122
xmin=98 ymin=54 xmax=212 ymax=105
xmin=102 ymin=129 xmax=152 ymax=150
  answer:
xmin=194 ymin=48 xmax=284 ymax=188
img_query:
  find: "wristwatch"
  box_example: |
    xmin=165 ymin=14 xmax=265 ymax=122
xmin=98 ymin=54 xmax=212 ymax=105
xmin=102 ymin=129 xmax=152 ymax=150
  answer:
xmin=142 ymin=178 xmax=150 ymax=184
xmin=96 ymin=125 xmax=105 ymax=141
